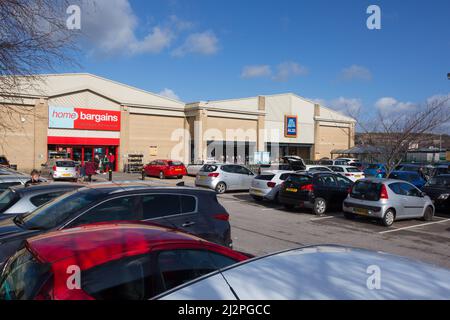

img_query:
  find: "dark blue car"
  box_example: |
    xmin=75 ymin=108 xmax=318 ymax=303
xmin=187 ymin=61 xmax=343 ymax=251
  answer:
xmin=388 ymin=171 xmax=427 ymax=189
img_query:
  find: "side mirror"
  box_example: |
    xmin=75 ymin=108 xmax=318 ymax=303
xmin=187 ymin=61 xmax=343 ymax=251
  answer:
xmin=420 ymin=192 xmax=426 ymax=197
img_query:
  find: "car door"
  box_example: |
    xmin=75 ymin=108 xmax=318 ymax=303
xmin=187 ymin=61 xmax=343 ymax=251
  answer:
xmin=220 ymin=165 xmax=237 ymax=190
xmin=334 ymin=175 xmax=353 ymax=203
xmin=314 ymin=174 xmax=339 ymax=204
xmin=235 ymin=166 xmax=254 ymax=189
xmin=398 ymin=183 xmax=427 ymax=217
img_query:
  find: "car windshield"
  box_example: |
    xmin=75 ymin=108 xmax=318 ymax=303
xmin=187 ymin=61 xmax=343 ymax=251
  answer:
xmin=390 ymin=172 xmax=418 ymax=182
xmin=21 ymin=189 xmax=99 ymax=230
xmin=255 ymin=174 xmax=275 ymax=181
xmin=351 ymin=181 xmax=382 ymax=201
xmin=346 ymin=167 xmax=360 ymax=173
xmin=168 ymin=161 xmax=183 ymax=166
xmin=0 ymin=189 xmax=19 ymax=213
xmin=56 ymin=161 xmax=75 ymax=167
xmin=287 ymin=175 xmax=311 ymax=184
xmin=426 ymin=176 xmax=450 ymax=186
xmin=200 ymin=165 xmax=218 ymax=172
xmin=0 ymin=248 xmax=51 ymax=300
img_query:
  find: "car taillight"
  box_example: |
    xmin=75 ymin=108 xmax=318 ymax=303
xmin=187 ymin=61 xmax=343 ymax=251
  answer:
xmin=267 ymin=182 xmax=276 ymax=188
xmin=300 ymin=184 xmax=314 ymax=192
xmin=380 ymin=184 xmax=389 ymax=199
xmin=377 ymin=169 xmax=381 ymax=173
xmin=213 ymin=213 xmax=229 ymax=221
xmin=208 ymin=173 xmax=219 ymax=178
xmin=52 ymin=165 xmax=57 ymax=171
xmin=345 ymin=173 xmax=352 ymax=176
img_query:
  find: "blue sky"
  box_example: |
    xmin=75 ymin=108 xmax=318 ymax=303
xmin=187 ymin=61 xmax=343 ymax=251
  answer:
xmin=66 ymin=0 xmax=450 ymax=116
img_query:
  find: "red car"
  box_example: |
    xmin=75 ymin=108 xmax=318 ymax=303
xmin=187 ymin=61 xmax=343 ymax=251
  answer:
xmin=144 ymin=159 xmax=187 ymax=179
xmin=0 ymin=223 xmax=249 ymax=300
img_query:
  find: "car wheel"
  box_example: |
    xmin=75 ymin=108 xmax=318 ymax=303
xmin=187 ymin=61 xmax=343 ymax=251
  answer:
xmin=422 ymin=206 xmax=434 ymax=221
xmin=215 ymin=182 xmax=227 ymax=194
xmin=344 ymin=212 xmax=355 ymax=220
xmin=382 ymin=209 xmax=395 ymax=227
xmin=251 ymin=195 xmax=263 ymax=202
xmin=159 ymin=171 xmax=165 ymax=179
xmin=313 ymin=198 xmax=327 ymax=216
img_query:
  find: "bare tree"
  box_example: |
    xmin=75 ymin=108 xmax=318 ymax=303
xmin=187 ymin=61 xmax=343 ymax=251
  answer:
xmin=352 ymin=96 xmax=450 ymax=175
xmin=0 ymin=0 xmax=77 ymax=143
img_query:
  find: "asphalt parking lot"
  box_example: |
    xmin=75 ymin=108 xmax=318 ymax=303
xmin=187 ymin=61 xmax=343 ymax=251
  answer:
xmin=100 ymin=173 xmax=450 ymax=269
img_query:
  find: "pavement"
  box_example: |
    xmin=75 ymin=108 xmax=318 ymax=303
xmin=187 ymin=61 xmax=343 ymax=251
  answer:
xmin=90 ymin=171 xmax=450 ymax=268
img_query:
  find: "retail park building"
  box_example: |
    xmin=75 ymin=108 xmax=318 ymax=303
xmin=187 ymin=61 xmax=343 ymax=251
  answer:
xmin=0 ymin=73 xmax=355 ymax=171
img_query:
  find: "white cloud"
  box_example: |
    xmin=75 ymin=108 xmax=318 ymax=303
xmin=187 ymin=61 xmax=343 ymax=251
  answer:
xmin=341 ymin=65 xmax=372 ymax=81
xmin=273 ymin=61 xmax=308 ymax=82
xmin=241 ymin=65 xmax=272 ymax=79
xmin=172 ymin=31 xmax=219 ymax=57
xmin=375 ymin=97 xmax=416 ymax=115
xmin=158 ymin=88 xmax=180 ymax=101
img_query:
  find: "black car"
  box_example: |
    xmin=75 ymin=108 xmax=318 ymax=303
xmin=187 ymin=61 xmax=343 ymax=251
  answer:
xmin=0 ymin=183 xmax=232 ymax=265
xmin=422 ymin=174 xmax=450 ymax=213
xmin=279 ymin=172 xmax=353 ymax=215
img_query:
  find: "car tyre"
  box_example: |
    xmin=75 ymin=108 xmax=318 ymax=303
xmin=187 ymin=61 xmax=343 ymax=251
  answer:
xmin=215 ymin=182 xmax=227 ymax=194
xmin=313 ymin=198 xmax=327 ymax=216
xmin=159 ymin=171 xmax=165 ymax=179
xmin=422 ymin=206 xmax=434 ymax=221
xmin=381 ymin=209 xmax=395 ymax=227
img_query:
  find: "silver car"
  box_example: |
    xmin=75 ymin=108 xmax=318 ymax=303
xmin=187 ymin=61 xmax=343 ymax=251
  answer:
xmin=157 ymin=245 xmax=450 ymax=300
xmin=0 ymin=175 xmax=30 ymax=192
xmin=195 ymin=164 xmax=255 ymax=194
xmin=0 ymin=183 xmax=83 ymax=215
xmin=343 ymin=178 xmax=435 ymax=227
xmin=249 ymin=170 xmax=293 ymax=202
xmin=41 ymin=159 xmax=79 ymax=181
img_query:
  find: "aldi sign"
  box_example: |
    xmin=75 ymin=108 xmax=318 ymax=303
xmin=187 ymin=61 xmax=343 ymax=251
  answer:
xmin=49 ymin=106 xmax=121 ymax=131
xmin=285 ymin=115 xmax=298 ymax=138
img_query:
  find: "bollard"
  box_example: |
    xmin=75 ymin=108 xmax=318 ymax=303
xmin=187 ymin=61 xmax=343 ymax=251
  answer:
xmin=108 ymin=169 xmax=112 ymax=181
xmin=141 ymin=168 xmax=146 ymax=180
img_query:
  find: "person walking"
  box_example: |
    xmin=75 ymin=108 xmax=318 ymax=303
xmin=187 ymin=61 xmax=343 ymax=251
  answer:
xmin=107 ymin=152 xmax=115 ymax=172
xmin=84 ymin=161 xmax=96 ymax=182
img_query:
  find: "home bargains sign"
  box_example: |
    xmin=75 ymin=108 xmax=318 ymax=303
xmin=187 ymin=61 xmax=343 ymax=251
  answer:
xmin=49 ymin=106 xmax=121 ymax=131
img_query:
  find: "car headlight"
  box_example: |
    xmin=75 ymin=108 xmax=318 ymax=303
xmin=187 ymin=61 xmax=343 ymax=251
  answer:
xmin=437 ymin=193 xmax=449 ymax=200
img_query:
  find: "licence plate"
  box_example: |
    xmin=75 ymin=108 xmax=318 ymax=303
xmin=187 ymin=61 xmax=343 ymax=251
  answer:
xmin=354 ymin=207 xmax=368 ymax=215
xmin=198 ymin=176 xmax=207 ymax=180
xmin=286 ymin=188 xmax=298 ymax=193
xmin=354 ymin=175 xmax=361 ymax=178
xmin=252 ymin=189 xmax=264 ymax=196
xmin=62 ymin=173 xmax=72 ymax=177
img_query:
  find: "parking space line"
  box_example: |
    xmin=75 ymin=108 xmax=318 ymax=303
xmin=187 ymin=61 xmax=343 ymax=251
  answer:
xmin=310 ymin=216 xmax=335 ymax=221
xmin=261 ymin=207 xmax=285 ymax=211
xmin=379 ymin=219 xmax=450 ymax=234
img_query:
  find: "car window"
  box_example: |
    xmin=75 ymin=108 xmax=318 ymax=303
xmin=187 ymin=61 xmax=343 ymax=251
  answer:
xmin=56 ymin=161 xmax=75 ymax=167
xmin=74 ymin=196 xmax=141 ymax=225
xmin=389 ymin=183 xmax=407 ymax=196
xmin=220 ymin=165 xmax=234 ymax=173
xmin=351 ymin=181 xmax=382 ymax=201
xmin=156 ymin=249 xmax=237 ymax=294
xmin=335 ymin=176 xmax=352 ymax=187
xmin=346 ymin=167 xmax=360 ymax=173
xmin=29 ymin=191 xmax=66 ymax=207
xmin=0 ymin=189 xmax=20 ymax=213
xmin=286 ymin=175 xmax=311 ymax=185
xmin=255 ymin=174 xmax=275 ymax=181
xmin=82 ymin=254 xmax=155 ymax=300
xmin=180 ymin=195 xmax=196 ymax=213
xmin=400 ymin=183 xmax=421 ymax=197
xmin=168 ymin=161 xmax=183 ymax=166
xmin=234 ymin=166 xmax=252 ymax=175
xmin=335 ymin=160 xmax=346 ymax=166
xmin=279 ymin=173 xmax=291 ymax=181
xmin=330 ymin=166 xmax=344 ymax=172
xmin=200 ymin=165 xmax=218 ymax=173
xmin=426 ymin=176 xmax=450 ymax=186
xmin=142 ymin=194 xmax=181 ymax=219
xmin=0 ymin=182 xmax=22 ymax=192
xmin=316 ymin=175 xmax=337 ymax=186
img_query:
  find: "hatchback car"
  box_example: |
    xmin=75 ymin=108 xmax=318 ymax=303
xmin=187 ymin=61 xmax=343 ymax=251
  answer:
xmin=329 ymin=165 xmax=365 ymax=182
xmin=41 ymin=159 xmax=79 ymax=181
xmin=249 ymin=170 xmax=293 ymax=202
xmin=421 ymin=174 xmax=450 ymax=212
xmin=144 ymin=160 xmax=187 ymax=179
xmin=364 ymin=163 xmax=387 ymax=178
xmin=343 ymin=178 xmax=434 ymax=227
xmin=0 ymin=183 xmax=83 ymax=215
xmin=195 ymin=164 xmax=255 ymax=194
xmin=279 ymin=172 xmax=353 ymax=215
xmin=0 ymin=183 xmax=232 ymax=266
xmin=157 ymin=245 xmax=450 ymax=300
xmin=0 ymin=156 xmax=10 ymax=167
xmin=388 ymin=171 xmax=426 ymax=189
xmin=0 ymin=223 xmax=249 ymax=300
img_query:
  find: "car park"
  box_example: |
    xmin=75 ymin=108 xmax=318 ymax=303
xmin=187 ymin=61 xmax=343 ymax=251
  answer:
xmin=41 ymin=159 xmax=79 ymax=181
xmin=343 ymin=178 xmax=434 ymax=227
xmin=195 ymin=164 xmax=255 ymax=194
xmin=0 ymin=223 xmax=249 ymax=300
xmin=388 ymin=170 xmax=427 ymax=189
xmin=328 ymin=165 xmax=365 ymax=182
xmin=0 ymin=183 xmax=232 ymax=265
xmin=144 ymin=159 xmax=187 ymax=179
xmin=249 ymin=170 xmax=293 ymax=202
xmin=421 ymin=174 xmax=450 ymax=212
xmin=364 ymin=163 xmax=387 ymax=178
xmin=279 ymin=172 xmax=353 ymax=215
xmin=0 ymin=183 xmax=83 ymax=215
xmin=157 ymin=245 xmax=450 ymax=300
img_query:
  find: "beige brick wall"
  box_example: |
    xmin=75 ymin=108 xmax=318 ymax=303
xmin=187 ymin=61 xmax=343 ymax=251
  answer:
xmin=315 ymin=125 xmax=350 ymax=160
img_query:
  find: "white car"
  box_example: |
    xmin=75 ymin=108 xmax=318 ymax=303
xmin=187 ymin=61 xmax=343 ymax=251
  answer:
xmin=301 ymin=165 xmax=333 ymax=173
xmin=329 ymin=165 xmax=365 ymax=182
xmin=186 ymin=161 xmax=219 ymax=176
xmin=249 ymin=170 xmax=293 ymax=202
xmin=156 ymin=245 xmax=450 ymax=300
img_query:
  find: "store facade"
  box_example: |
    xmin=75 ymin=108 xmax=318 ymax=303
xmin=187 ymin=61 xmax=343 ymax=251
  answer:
xmin=1 ymin=73 xmax=355 ymax=172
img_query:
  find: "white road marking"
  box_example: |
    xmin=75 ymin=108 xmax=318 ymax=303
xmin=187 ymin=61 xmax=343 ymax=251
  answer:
xmin=261 ymin=207 xmax=285 ymax=211
xmin=310 ymin=216 xmax=335 ymax=221
xmin=221 ymin=199 xmax=248 ymax=203
xmin=379 ymin=219 xmax=450 ymax=234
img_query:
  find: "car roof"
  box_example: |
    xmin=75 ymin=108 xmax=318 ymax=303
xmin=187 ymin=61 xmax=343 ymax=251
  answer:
xmin=390 ymin=170 xmax=419 ymax=175
xmin=78 ymin=182 xmax=216 ymax=195
xmin=260 ymin=170 xmax=293 ymax=175
xmin=26 ymin=223 xmax=208 ymax=267
xmin=158 ymin=245 xmax=450 ymax=300
xmin=11 ymin=182 xmax=84 ymax=194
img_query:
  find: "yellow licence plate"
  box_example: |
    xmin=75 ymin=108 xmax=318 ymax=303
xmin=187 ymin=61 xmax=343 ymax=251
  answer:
xmin=354 ymin=207 xmax=368 ymax=215
xmin=252 ymin=189 xmax=263 ymax=196
xmin=62 ymin=173 xmax=72 ymax=177
xmin=286 ymin=188 xmax=298 ymax=192
xmin=355 ymin=175 xmax=361 ymax=178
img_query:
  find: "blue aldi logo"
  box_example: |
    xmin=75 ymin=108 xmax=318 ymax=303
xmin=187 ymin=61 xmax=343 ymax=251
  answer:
xmin=285 ymin=115 xmax=298 ymax=138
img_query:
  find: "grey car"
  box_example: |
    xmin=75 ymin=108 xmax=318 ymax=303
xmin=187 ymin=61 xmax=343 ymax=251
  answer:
xmin=0 ymin=183 xmax=84 ymax=215
xmin=0 ymin=175 xmax=30 ymax=192
xmin=195 ymin=164 xmax=255 ymax=194
xmin=343 ymin=178 xmax=435 ymax=227
xmin=41 ymin=159 xmax=79 ymax=181
xmin=157 ymin=245 xmax=450 ymax=300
